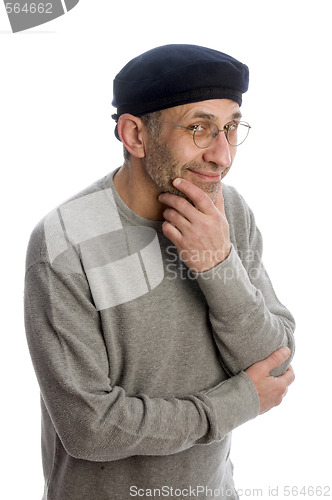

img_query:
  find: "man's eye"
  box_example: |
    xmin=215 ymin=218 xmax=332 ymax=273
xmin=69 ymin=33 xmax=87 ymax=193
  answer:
xmin=225 ymin=122 xmax=238 ymax=131
xmin=192 ymin=124 xmax=205 ymax=132
xmin=192 ymin=124 xmax=211 ymax=134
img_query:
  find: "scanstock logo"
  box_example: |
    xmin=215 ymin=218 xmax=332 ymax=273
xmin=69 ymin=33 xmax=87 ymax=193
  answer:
xmin=4 ymin=0 xmax=79 ymax=33
xmin=44 ymin=189 xmax=165 ymax=311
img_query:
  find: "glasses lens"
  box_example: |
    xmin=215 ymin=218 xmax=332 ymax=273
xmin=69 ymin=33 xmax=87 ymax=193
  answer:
xmin=193 ymin=122 xmax=250 ymax=148
xmin=193 ymin=123 xmax=218 ymax=148
xmin=227 ymin=122 xmax=250 ymax=146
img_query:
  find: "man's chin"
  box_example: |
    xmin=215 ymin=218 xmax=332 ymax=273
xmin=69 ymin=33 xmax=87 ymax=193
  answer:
xmin=168 ymin=178 xmax=220 ymax=205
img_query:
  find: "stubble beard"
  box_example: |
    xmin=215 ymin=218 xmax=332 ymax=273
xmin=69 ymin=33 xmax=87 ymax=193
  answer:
xmin=143 ymin=138 xmax=221 ymax=203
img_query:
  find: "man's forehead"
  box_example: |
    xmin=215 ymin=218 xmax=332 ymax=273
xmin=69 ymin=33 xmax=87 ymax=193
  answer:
xmin=163 ymin=99 xmax=241 ymax=121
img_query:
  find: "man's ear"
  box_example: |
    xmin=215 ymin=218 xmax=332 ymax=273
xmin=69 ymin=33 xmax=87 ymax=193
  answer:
xmin=117 ymin=114 xmax=146 ymax=159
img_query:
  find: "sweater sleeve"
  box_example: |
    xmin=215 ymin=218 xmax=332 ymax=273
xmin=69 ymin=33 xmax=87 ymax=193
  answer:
xmin=24 ymin=260 xmax=259 ymax=463
xmin=196 ymin=189 xmax=295 ymax=377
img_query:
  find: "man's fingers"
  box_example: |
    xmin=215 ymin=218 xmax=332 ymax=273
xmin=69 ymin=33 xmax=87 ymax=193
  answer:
xmin=158 ymin=177 xmax=231 ymax=272
xmin=159 ymin=191 xmax=197 ymax=221
xmin=162 ymin=220 xmax=183 ymax=246
xmin=158 ymin=179 xmax=225 ymax=221
xmin=281 ymin=365 xmax=295 ymax=386
xmin=264 ymin=347 xmax=291 ymax=373
xmin=246 ymin=349 xmax=294 ymax=415
xmin=172 ymin=178 xmax=217 ymax=215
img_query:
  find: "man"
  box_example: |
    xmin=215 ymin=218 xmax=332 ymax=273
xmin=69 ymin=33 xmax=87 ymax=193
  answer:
xmin=25 ymin=44 xmax=295 ymax=500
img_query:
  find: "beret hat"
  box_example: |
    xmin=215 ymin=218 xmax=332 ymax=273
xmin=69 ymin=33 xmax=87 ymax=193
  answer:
xmin=112 ymin=44 xmax=249 ymax=138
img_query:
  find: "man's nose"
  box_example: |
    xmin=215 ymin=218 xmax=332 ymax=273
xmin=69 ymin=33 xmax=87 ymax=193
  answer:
xmin=202 ymin=131 xmax=232 ymax=169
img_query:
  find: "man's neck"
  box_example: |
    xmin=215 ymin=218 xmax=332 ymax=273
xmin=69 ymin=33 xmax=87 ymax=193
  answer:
xmin=113 ymin=163 xmax=165 ymax=221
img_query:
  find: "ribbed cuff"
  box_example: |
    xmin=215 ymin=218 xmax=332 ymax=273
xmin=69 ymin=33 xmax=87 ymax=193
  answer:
xmin=202 ymin=372 xmax=260 ymax=438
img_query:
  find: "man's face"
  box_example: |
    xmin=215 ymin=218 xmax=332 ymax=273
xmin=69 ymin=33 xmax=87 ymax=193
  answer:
xmin=142 ymin=99 xmax=241 ymax=202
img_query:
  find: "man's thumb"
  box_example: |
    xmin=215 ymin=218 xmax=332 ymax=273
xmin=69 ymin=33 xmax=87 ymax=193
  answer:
xmin=266 ymin=347 xmax=291 ymax=372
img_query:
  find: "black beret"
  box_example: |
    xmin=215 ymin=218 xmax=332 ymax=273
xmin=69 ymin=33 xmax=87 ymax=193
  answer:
xmin=112 ymin=44 xmax=249 ymax=135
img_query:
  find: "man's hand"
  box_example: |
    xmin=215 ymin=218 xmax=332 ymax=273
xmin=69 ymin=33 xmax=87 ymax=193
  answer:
xmin=245 ymin=347 xmax=295 ymax=415
xmin=158 ymin=178 xmax=231 ymax=273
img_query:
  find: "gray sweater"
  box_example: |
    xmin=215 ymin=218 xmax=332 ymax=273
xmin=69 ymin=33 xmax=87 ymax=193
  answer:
xmin=24 ymin=171 xmax=295 ymax=500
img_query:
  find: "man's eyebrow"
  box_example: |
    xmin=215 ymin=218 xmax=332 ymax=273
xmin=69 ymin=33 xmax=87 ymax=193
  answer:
xmin=192 ymin=111 xmax=217 ymax=121
xmin=231 ymin=111 xmax=242 ymax=120
xmin=191 ymin=110 xmax=243 ymax=121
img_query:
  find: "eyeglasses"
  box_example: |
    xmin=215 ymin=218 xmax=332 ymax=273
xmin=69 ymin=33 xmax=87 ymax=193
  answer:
xmin=151 ymin=119 xmax=251 ymax=148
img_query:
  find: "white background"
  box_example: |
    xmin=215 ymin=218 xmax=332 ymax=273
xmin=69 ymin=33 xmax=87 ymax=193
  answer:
xmin=1 ymin=1 xmax=331 ymax=498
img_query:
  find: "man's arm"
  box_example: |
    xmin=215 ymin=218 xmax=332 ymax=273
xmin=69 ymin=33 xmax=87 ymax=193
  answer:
xmin=159 ymin=179 xmax=295 ymax=377
xmin=25 ymin=259 xmax=293 ymax=463
xmin=24 ymin=260 xmax=257 ymax=462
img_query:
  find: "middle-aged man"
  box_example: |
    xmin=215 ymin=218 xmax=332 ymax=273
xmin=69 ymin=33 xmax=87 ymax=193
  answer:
xmin=25 ymin=45 xmax=295 ymax=500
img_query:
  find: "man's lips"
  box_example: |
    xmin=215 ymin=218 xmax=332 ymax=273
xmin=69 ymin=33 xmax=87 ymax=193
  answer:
xmin=188 ymin=169 xmax=222 ymax=182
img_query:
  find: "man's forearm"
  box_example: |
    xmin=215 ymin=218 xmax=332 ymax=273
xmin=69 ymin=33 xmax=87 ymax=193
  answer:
xmin=25 ymin=262 xmax=259 ymax=463
xmin=197 ymin=246 xmax=295 ymax=376
xmin=159 ymin=179 xmax=295 ymax=377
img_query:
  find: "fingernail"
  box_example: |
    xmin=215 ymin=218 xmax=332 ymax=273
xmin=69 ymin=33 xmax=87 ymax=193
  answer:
xmin=281 ymin=347 xmax=291 ymax=357
xmin=173 ymin=178 xmax=181 ymax=186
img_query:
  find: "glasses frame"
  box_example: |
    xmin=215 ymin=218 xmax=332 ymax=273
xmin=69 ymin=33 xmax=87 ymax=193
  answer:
xmin=150 ymin=118 xmax=251 ymax=148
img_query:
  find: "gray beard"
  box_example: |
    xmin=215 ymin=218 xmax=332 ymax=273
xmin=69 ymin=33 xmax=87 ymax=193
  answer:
xmin=143 ymin=139 xmax=220 ymax=204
